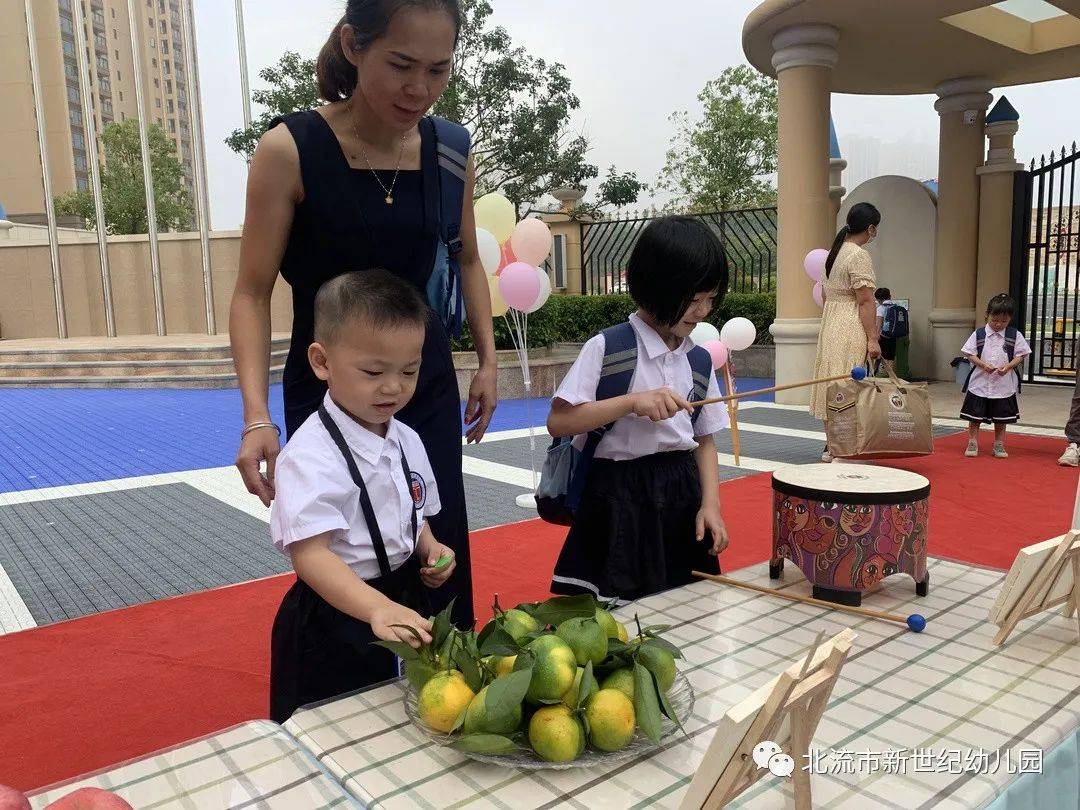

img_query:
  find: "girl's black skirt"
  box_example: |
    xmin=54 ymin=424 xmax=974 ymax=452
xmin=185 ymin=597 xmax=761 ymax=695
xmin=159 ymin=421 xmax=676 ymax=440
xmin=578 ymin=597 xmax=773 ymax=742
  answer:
xmin=960 ymin=393 xmax=1020 ymax=424
xmin=550 ymin=450 xmax=720 ymax=604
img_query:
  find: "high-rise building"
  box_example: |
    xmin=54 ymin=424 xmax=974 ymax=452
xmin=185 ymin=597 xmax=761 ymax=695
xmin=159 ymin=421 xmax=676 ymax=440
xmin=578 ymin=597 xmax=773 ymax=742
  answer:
xmin=0 ymin=0 xmax=197 ymax=223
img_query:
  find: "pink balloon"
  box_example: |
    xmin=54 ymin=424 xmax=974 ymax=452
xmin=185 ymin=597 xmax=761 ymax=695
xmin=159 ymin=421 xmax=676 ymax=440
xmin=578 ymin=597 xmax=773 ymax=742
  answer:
xmin=702 ymin=340 xmax=729 ymax=370
xmin=510 ymin=218 xmax=553 ymax=266
xmin=804 ymin=249 xmax=828 ymax=283
xmin=498 ymin=261 xmax=542 ymax=311
xmin=812 ymin=281 xmax=824 ymax=307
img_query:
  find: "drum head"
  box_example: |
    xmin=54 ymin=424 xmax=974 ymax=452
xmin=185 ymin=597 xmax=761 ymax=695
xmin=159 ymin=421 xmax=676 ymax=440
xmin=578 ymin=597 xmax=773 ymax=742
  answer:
xmin=772 ymin=463 xmax=929 ymax=504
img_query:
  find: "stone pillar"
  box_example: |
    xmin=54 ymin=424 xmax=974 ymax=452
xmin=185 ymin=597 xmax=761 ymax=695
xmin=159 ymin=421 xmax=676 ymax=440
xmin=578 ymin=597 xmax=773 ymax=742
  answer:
xmin=929 ymin=77 xmax=993 ymax=380
xmin=543 ymin=215 xmax=587 ymax=296
xmin=828 ymin=117 xmax=846 ymax=236
xmin=976 ymin=98 xmax=1023 ymax=311
xmin=768 ymin=24 xmax=839 ymax=404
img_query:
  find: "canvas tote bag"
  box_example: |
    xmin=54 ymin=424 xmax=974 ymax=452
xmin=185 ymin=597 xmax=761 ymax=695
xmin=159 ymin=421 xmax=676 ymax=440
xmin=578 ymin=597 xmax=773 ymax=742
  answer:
xmin=825 ymin=362 xmax=933 ymax=459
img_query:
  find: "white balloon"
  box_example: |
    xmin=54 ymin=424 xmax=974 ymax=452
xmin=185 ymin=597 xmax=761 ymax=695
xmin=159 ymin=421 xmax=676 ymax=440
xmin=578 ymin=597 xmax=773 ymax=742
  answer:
xmin=523 ymin=268 xmax=552 ymax=313
xmin=689 ymin=321 xmax=720 ymax=346
xmin=476 ymin=228 xmax=501 ymax=276
xmin=720 ymin=317 xmax=757 ymax=351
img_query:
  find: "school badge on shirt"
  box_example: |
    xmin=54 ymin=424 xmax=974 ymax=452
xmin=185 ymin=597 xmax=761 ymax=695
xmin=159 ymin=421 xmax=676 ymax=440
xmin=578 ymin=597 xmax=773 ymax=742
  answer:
xmin=410 ymin=471 xmax=427 ymax=509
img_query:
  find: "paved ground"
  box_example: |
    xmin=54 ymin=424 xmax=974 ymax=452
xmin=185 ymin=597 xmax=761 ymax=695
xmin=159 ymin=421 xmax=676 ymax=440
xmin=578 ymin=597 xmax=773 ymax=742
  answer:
xmin=0 ymin=379 xmax=1070 ymax=636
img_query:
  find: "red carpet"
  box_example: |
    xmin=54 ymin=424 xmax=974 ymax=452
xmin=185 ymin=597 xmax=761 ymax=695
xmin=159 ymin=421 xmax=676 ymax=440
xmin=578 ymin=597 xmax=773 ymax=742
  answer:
xmin=1 ymin=430 xmax=1074 ymax=792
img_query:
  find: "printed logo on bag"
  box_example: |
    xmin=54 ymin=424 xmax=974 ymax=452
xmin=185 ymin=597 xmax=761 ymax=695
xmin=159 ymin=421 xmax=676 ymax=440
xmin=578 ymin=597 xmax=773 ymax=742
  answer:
xmin=409 ymin=472 xmax=427 ymax=509
xmin=834 ymin=391 xmax=846 ymax=403
xmin=890 ymin=393 xmax=906 ymax=410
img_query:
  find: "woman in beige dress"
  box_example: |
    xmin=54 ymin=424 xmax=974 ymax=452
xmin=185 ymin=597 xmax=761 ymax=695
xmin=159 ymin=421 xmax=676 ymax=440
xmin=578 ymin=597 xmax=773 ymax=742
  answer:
xmin=810 ymin=202 xmax=883 ymax=461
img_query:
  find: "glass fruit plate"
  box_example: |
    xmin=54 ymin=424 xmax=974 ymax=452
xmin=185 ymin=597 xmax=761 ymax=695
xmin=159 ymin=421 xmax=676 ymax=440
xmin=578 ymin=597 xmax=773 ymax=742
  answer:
xmin=401 ymin=669 xmax=695 ymax=770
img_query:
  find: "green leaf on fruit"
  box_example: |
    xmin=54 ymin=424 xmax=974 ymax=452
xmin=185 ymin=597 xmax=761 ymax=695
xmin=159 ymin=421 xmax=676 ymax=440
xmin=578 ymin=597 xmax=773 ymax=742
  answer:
xmin=390 ymin=624 xmax=425 ymax=644
xmin=449 ymin=733 xmax=519 ymax=755
xmin=528 ymin=594 xmax=598 ymax=627
xmin=656 ymin=677 xmax=686 ymax=736
xmin=452 ymin=645 xmax=484 ymax=693
xmin=450 ymin=706 xmax=469 ymax=734
xmin=372 ymin=640 xmax=421 ymax=661
xmin=431 ymin=599 xmax=456 ymax=651
xmin=642 ymin=636 xmax=684 ymax=659
xmin=484 ymin=667 xmax=532 ymax=728
xmin=633 ymin=662 xmax=663 ymax=744
xmin=576 ymin=660 xmax=596 ymax=711
xmin=478 ymin=625 xmax=520 ymax=657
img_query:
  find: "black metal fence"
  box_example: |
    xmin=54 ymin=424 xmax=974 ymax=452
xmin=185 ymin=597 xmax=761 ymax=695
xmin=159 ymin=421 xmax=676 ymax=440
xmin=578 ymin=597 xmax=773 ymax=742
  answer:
xmin=1012 ymin=143 xmax=1079 ymax=383
xmin=580 ymin=207 xmax=778 ymax=296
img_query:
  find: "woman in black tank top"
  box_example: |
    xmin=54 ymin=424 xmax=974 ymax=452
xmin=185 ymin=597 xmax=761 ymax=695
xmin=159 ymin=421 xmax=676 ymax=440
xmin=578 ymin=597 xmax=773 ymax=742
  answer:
xmin=229 ymin=0 xmax=495 ymax=631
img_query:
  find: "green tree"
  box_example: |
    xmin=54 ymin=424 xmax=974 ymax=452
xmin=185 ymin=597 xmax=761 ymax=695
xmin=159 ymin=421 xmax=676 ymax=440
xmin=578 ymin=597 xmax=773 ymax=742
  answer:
xmin=223 ymin=50 xmax=320 ymax=159
xmin=658 ymin=66 xmax=778 ymax=213
xmin=54 ymin=119 xmax=193 ymax=233
xmin=223 ymin=1 xmax=641 ymax=215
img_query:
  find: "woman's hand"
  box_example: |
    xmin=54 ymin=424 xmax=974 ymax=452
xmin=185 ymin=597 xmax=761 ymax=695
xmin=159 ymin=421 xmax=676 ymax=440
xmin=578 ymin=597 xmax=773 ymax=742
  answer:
xmin=236 ymin=426 xmax=280 ymax=507
xmin=464 ymin=364 xmax=497 ymax=443
xmin=866 ymin=338 xmax=882 ymax=360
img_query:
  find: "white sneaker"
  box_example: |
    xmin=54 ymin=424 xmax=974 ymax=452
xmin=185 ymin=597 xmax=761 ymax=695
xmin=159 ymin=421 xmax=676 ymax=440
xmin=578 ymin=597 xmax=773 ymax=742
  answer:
xmin=964 ymin=440 xmax=978 ymax=457
xmin=1058 ymin=443 xmax=1080 ymax=466
xmin=821 ymin=450 xmax=833 ymax=463
xmin=992 ymin=442 xmax=1009 ymax=459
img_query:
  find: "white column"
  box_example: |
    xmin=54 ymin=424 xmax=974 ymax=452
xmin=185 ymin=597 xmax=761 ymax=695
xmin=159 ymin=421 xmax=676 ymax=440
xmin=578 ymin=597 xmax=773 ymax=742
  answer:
xmin=71 ymin=0 xmax=115 ymax=336
xmin=768 ymin=24 xmax=839 ymax=404
xmin=24 ymin=0 xmax=67 ymax=338
xmin=127 ymin=0 xmax=166 ymax=335
xmin=929 ymin=77 xmax=992 ymax=380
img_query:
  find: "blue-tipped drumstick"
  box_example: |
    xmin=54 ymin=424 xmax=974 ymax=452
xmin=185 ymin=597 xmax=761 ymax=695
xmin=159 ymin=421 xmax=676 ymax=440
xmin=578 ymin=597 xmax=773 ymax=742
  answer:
xmin=692 ymin=570 xmax=926 ymax=632
xmin=687 ymin=366 xmax=867 ymax=408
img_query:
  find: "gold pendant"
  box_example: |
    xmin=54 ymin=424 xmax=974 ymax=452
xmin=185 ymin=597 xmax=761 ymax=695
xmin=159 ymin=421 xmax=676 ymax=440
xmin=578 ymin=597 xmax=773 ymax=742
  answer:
xmin=385 ymin=195 xmax=393 ymax=205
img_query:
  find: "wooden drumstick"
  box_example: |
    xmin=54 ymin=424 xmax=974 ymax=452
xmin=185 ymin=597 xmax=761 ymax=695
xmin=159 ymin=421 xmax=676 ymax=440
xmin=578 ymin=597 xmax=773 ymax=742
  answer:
xmin=687 ymin=367 xmax=868 ymax=409
xmin=723 ymin=364 xmax=740 ymax=466
xmin=692 ymin=570 xmax=926 ymax=631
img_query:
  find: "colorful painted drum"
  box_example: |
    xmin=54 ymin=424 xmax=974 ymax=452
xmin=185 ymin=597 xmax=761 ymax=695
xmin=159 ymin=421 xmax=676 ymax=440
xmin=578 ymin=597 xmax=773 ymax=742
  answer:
xmin=770 ymin=464 xmax=930 ymax=607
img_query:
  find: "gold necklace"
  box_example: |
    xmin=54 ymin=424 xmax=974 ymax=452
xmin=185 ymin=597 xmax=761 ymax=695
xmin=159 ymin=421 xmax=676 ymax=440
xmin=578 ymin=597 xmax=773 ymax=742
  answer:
xmin=346 ymin=100 xmax=406 ymax=205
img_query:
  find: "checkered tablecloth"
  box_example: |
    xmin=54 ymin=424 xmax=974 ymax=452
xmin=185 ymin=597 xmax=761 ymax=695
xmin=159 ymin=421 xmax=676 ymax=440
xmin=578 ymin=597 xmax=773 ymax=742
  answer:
xmin=284 ymin=558 xmax=1080 ymax=809
xmin=27 ymin=720 xmax=360 ymax=809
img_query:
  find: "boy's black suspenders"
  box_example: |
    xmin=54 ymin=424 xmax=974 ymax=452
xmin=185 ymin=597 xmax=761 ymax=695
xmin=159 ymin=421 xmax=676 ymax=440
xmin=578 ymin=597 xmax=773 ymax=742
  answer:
xmin=318 ymin=404 xmax=418 ymax=579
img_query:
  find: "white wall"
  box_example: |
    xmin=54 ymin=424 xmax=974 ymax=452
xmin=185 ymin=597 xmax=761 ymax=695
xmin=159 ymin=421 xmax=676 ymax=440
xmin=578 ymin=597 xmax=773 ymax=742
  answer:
xmin=840 ymin=176 xmax=938 ymax=379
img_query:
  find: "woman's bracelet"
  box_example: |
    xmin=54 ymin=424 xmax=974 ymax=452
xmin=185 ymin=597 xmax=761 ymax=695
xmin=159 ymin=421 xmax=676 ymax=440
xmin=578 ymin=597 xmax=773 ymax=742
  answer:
xmin=241 ymin=421 xmax=281 ymax=439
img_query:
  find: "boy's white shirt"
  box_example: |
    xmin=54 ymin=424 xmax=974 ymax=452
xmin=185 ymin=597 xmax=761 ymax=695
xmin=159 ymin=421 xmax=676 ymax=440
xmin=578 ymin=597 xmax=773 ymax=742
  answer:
xmin=270 ymin=393 xmax=441 ymax=580
xmin=553 ymin=312 xmax=728 ymax=461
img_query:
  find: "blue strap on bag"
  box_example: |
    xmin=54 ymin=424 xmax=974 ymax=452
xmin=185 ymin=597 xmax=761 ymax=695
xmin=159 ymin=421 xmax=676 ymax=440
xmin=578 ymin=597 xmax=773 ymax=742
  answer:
xmin=422 ymin=116 xmax=471 ymax=338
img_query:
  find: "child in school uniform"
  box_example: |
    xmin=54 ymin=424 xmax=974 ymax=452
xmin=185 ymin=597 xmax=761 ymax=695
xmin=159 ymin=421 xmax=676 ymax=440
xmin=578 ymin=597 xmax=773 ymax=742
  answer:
xmin=548 ymin=216 xmax=730 ymax=604
xmin=268 ymin=270 xmax=457 ymax=723
xmin=960 ymin=293 xmax=1031 ymax=459
xmin=874 ymin=287 xmax=897 ymax=373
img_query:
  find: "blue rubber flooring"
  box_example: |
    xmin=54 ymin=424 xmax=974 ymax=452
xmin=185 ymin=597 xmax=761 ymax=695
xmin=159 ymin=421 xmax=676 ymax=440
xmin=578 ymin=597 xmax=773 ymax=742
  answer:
xmin=0 ymin=377 xmax=774 ymax=494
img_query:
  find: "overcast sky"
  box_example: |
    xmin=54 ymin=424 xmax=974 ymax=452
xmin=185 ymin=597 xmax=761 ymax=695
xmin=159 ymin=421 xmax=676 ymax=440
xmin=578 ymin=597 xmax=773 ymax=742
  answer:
xmin=192 ymin=0 xmax=1080 ymax=229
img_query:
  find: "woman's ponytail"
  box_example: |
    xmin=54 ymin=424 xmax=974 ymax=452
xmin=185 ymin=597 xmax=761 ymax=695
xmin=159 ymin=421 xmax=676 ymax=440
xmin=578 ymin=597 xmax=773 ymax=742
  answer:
xmin=824 ymin=226 xmax=849 ymax=278
xmin=316 ymin=17 xmax=358 ymax=101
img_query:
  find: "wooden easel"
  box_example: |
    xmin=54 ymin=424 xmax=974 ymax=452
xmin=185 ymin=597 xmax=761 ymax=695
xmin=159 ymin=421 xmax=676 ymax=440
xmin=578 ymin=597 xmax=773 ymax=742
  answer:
xmin=680 ymin=628 xmax=855 ymax=810
xmin=993 ymin=531 xmax=1080 ymax=647
xmin=723 ymin=364 xmax=740 ymax=466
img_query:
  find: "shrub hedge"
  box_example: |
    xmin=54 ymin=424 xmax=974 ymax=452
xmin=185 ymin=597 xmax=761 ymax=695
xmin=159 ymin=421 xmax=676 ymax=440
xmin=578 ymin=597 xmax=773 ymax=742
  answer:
xmin=451 ymin=292 xmax=776 ymax=351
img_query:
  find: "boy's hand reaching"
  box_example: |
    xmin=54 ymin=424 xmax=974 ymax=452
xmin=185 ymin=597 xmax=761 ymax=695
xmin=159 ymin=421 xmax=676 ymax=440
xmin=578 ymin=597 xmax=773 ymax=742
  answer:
xmin=420 ymin=544 xmax=456 ymax=588
xmin=696 ymin=503 xmax=729 ymax=555
xmin=370 ymin=601 xmax=433 ymax=648
xmin=630 ymin=388 xmax=692 ymax=422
